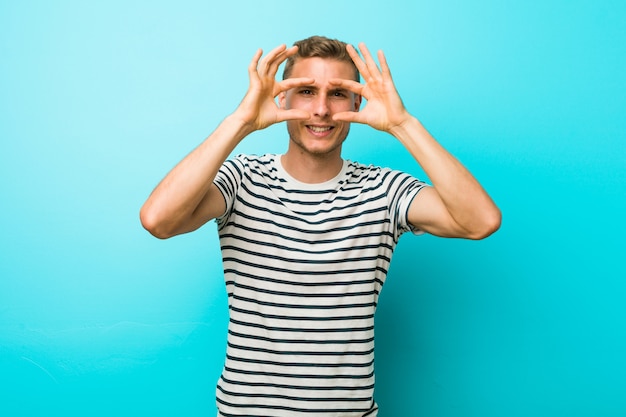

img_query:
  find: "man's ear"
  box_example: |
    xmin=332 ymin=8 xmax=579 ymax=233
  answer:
xmin=354 ymin=94 xmax=362 ymax=111
xmin=278 ymin=92 xmax=286 ymax=109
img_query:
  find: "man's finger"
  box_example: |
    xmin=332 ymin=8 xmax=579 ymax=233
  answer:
xmin=274 ymin=77 xmax=315 ymax=96
xmin=248 ymin=48 xmax=263 ymax=75
xmin=257 ymin=44 xmax=287 ymax=75
xmin=332 ymin=111 xmax=362 ymax=124
xmin=268 ymin=45 xmax=299 ymax=76
xmin=276 ymin=109 xmax=311 ymax=123
xmin=329 ymin=78 xmax=365 ymax=96
xmin=357 ymin=43 xmax=381 ymax=79
xmin=346 ymin=44 xmax=370 ymax=80
xmin=378 ymin=50 xmax=392 ymax=78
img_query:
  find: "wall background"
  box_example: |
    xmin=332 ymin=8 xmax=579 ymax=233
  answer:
xmin=1 ymin=0 xmax=624 ymax=416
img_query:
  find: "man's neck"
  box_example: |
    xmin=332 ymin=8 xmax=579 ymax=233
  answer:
xmin=280 ymin=150 xmax=344 ymax=184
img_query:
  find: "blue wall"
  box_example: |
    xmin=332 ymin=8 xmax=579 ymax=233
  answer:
xmin=1 ymin=1 xmax=624 ymax=416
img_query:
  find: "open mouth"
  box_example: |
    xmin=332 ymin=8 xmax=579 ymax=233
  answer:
xmin=307 ymin=125 xmax=334 ymax=134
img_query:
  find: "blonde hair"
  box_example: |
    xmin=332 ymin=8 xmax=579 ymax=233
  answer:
xmin=282 ymin=35 xmax=360 ymax=82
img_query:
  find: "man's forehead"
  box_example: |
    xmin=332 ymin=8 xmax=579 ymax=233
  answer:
xmin=288 ymin=57 xmax=356 ymax=79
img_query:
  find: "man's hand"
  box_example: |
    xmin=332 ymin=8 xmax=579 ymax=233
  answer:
xmin=233 ymin=44 xmax=314 ymax=132
xmin=330 ymin=43 xmax=501 ymax=240
xmin=330 ymin=43 xmax=411 ymax=133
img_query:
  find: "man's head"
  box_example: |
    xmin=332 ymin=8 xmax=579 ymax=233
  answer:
xmin=279 ymin=36 xmax=362 ymax=159
xmin=283 ymin=36 xmax=360 ymax=82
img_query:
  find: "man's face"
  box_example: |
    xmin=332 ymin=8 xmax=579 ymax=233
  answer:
xmin=280 ymin=57 xmax=361 ymax=157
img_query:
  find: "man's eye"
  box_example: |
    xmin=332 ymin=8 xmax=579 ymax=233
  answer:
xmin=300 ymin=89 xmax=312 ymax=95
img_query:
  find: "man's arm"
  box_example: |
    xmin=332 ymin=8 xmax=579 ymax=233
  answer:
xmin=140 ymin=45 xmax=313 ymax=239
xmin=390 ymin=117 xmax=501 ymax=239
xmin=331 ymin=43 xmax=501 ymax=239
xmin=139 ymin=116 xmax=250 ymax=239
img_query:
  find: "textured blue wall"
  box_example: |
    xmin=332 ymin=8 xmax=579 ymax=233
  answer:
xmin=1 ymin=1 xmax=624 ymax=416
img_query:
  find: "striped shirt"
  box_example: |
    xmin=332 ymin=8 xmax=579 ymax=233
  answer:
xmin=213 ymin=154 xmax=426 ymax=417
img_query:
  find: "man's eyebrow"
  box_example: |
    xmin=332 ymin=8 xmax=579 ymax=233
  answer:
xmin=330 ymin=87 xmax=351 ymax=95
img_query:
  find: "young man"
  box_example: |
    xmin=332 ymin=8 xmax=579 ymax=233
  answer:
xmin=141 ymin=36 xmax=500 ymax=417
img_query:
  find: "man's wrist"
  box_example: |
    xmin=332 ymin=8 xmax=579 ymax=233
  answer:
xmin=224 ymin=112 xmax=257 ymax=139
xmin=388 ymin=113 xmax=421 ymax=138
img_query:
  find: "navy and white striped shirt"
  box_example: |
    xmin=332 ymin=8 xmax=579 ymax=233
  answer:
xmin=213 ymin=154 xmax=426 ymax=416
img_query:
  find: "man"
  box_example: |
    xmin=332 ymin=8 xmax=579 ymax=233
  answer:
xmin=141 ymin=36 xmax=501 ymax=417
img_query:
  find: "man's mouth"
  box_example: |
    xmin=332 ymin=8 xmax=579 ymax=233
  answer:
xmin=307 ymin=125 xmax=334 ymax=134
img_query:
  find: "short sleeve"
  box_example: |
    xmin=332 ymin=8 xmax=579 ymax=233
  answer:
xmin=213 ymin=155 xmax=247 ymax=224
xmin=384 ymin=169 xmax=429 ymax=239
xmin=397 ymin=183 xmax=429 ymax=236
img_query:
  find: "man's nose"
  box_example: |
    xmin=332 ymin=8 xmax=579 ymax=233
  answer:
xmin=313 ymin=95 xmax=330 ymax=117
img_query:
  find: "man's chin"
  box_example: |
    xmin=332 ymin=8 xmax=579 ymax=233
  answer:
xmin=287 ymin=125 xmax=350 ymax=155
xmin=291 ymin=137 xmax=347 ymax=156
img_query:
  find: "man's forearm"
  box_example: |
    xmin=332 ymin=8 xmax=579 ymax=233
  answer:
xmin=389 ymin=115 xmax=501 ymax=237
xmin=140 ymin=114 xmax=253 ymax=238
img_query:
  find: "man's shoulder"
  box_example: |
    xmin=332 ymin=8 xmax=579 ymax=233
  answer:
xmin=344 ymin=160 xmax=423 ymax=193
xmin=231 ymin=153 xmax=276 ymax=164
xmin=227 ymin=153 xmax=278 ymax=172
xmin=345 ymin=160 xmax=396 ymax=180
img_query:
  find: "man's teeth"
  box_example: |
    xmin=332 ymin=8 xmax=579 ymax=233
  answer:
xmin=308 ymin=126 xmax=332 ymax=133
